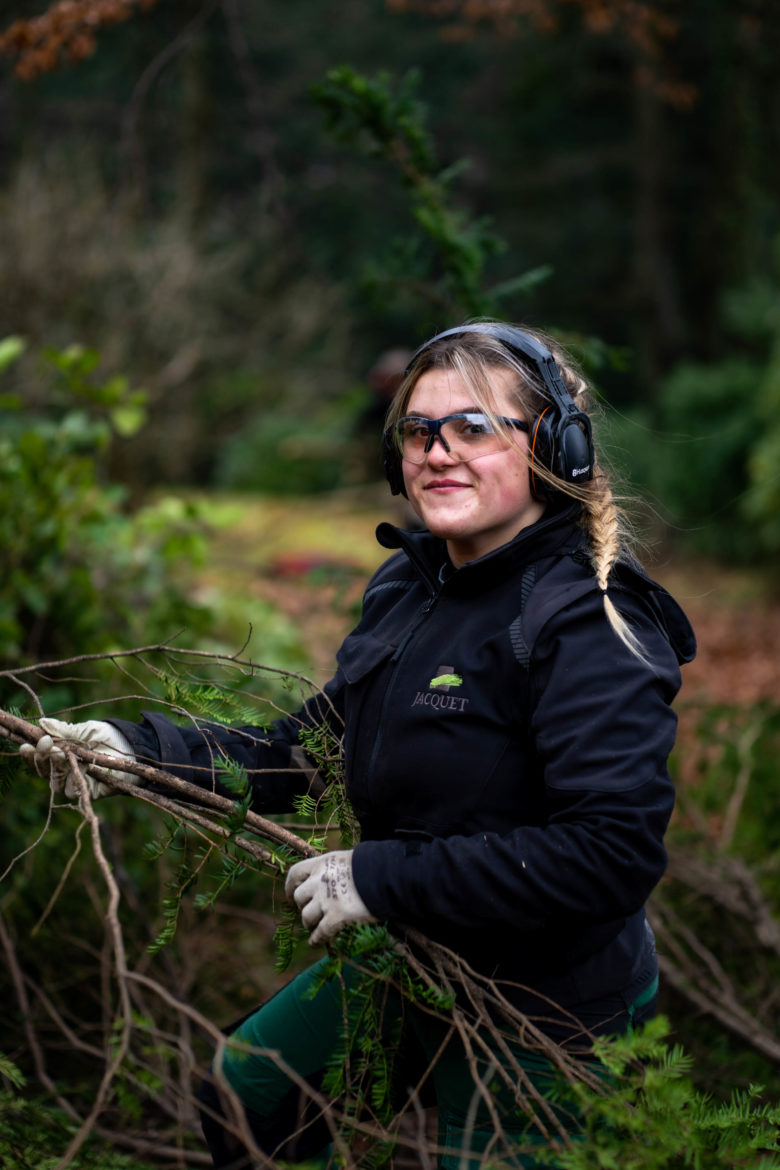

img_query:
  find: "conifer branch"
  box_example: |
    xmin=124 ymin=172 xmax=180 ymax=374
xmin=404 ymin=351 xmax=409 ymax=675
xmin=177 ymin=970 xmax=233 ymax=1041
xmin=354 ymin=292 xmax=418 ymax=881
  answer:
xmin=0 ymin=705 xmax=318 ymax=861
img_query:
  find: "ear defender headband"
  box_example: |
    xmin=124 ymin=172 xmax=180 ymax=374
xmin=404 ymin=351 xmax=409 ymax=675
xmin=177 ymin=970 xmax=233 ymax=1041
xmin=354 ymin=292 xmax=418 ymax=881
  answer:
xmin=382 ymin=323 xmax=595 ymax=498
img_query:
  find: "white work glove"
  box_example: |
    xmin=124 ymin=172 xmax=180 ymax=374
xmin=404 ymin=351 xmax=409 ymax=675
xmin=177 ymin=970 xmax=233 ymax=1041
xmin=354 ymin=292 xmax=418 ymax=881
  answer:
xmin=19 ymin=717 xmax=138 ymax=800
xmin=285 ymin=849 xmax=377 ymax=947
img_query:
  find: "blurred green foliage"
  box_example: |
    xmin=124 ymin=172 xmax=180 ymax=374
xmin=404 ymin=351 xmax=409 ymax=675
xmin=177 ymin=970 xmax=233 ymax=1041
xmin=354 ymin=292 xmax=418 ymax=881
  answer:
xmin=216 ymin=66 xmax=552 ymax=495
xmin=688 ymin=702 xmax=780 ymax=861
xmin=601 ymin=251 xmax=780 ymax=564
xmin=311 ymin=66 xmax=552 ymax=322
xmin=655 ymin=698 xmax=780 ymax=1099
xmin=1 ymin=0 xmax=777 ymax=526
xmin=0 ymin=1081 xmax=159 ymax=1170
xmin=646 ymin=358 xmax=759 ymax=560
xmin=0 ymin=337 xmax=210 ymax=668
xmin=216 ymin=409 xmax=353 ymax=495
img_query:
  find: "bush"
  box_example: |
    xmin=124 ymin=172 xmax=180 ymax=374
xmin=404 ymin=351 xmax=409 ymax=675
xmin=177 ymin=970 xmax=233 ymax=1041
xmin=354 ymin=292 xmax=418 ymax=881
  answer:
xmin=602 ymin=257 xmax=780 ymax=565
xmin=649 ymin=357 xmax=761 ymax=560
xmin=0 ymin=338 xmax=211 ymax=669
xmin=215 ymin=408 xmax=358 ymax=495
xmin=537 ymin=1016 xmax=780 ymax=1169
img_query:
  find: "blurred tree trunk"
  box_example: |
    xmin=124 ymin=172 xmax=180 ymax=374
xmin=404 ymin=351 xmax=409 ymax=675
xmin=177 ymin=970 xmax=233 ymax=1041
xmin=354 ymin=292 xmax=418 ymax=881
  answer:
xmin=631 ymin=76 xmax=685 ymax=390
xmin=177 ymin=24 xmax=212 ymax=227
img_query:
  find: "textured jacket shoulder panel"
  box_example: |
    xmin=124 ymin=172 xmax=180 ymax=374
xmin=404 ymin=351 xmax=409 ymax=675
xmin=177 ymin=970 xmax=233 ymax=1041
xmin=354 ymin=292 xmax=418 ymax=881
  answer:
xmin=511 ymin=551 xmax=696 ymax=671
xmin=360 ymin=550 xmax=424 ymax=617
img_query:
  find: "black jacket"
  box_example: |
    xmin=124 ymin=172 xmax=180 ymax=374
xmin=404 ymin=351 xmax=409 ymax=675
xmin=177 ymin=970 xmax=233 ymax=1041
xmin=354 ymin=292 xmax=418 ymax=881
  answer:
xmin=111 ymin=505 xmax=696 ymax=1006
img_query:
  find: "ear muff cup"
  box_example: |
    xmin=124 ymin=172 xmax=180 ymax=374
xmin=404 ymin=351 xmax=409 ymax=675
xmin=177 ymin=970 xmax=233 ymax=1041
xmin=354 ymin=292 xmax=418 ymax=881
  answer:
xmin=529 ymin=408 xmax=553 ymax=501
xmin=382 ymin=427 xmax=407 ymax=497
xmin=530 ymin=407 xmax=594 ymax=500
xmin=555 ymin=415 xmax=594 ymax=483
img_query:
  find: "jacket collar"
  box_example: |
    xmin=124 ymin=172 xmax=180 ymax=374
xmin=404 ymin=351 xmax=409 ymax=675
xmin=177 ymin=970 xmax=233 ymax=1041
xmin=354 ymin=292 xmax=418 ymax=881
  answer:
xmin=376 ymin=502 xmax=586 ymax=596
xmin=375 ymin=507 xmax=697 ymax=666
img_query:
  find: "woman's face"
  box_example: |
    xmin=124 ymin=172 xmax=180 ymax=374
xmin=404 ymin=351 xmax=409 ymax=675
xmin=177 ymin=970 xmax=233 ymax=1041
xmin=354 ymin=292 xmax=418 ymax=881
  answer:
xmin=402 ymin=365 xmax=546 ymax=566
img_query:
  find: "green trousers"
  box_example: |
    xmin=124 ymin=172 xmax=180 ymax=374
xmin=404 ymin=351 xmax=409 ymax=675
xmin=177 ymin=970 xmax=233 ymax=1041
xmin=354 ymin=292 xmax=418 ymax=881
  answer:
xmin=201 ymin=955 xmax=657 ymax=1169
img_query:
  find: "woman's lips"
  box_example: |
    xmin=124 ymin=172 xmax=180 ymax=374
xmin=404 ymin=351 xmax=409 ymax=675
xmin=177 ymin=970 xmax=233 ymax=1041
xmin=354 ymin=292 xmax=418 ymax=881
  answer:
xmin=424 ymin=478 xmax=470 ymax=492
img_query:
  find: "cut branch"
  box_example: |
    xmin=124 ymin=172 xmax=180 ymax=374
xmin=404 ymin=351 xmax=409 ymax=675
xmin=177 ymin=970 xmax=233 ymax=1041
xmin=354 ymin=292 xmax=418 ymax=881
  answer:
xmin=0 ymin=705 xmax=317 ymax=861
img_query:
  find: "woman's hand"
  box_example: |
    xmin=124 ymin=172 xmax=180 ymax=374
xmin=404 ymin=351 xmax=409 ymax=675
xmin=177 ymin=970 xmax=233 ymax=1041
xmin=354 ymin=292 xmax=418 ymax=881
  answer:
xmin=285 ymin=850 xmax=377 ymax=946
xmin=19 ymin=717 xmax=139 ymax=800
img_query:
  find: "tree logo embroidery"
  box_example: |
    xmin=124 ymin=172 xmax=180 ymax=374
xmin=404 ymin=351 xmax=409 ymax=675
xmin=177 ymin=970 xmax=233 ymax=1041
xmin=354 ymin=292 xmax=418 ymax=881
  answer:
xmin=412 ymin=666 xmax=469 ymax=711
xmin=429 ymin=666 xmax=463 ymax=691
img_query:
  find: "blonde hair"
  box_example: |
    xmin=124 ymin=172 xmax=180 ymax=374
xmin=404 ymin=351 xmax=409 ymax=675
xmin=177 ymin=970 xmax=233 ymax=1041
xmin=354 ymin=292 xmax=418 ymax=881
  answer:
xmin=387 ymin=323 xmax=649 ymax=662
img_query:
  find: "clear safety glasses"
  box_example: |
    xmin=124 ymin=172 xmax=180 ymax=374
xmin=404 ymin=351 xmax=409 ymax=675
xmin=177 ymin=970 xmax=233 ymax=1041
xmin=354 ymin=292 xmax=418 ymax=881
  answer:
xmin=393 ymin=412 xmax=529 ymax=465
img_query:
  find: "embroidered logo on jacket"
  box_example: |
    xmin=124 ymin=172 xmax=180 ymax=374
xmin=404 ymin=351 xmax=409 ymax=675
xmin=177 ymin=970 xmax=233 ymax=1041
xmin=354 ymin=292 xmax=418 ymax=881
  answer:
xmin=412 ymin=664 xmax=470 ymax=712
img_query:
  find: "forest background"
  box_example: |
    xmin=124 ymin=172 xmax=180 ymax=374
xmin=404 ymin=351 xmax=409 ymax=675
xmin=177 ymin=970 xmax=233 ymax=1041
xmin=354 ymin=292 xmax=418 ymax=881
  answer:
xmin=1 ymin=1 xmax=779 ymax=1167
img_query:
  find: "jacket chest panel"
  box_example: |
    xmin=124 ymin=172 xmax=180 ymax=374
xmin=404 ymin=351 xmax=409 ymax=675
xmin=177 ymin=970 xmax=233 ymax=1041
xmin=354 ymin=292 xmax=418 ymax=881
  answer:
xmin=340 ymin=589 xmax=540 ymax=837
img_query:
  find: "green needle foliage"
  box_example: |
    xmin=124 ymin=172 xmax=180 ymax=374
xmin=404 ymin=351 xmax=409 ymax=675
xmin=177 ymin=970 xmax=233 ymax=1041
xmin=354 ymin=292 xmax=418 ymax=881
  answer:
xmin=311 ymin=66 xmax=551 ymax=324
xmin=0 ymin=1050 xmax=158 ymax=1170
xmin=155 ymin=674 xmax=270 ymax=731
xmin=296 ymin=718 xmax=360 ymax=847
xmin=146 ymin=857 xmax=198 ymax=956
xmin=535 ymin=1016 xmax=780 ymax=1169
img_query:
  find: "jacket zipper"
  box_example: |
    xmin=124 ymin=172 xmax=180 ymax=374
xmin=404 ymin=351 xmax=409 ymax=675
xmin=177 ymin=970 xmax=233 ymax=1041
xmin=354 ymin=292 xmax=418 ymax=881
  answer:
xmin=365 ymin=590 xmax=439 ymax=788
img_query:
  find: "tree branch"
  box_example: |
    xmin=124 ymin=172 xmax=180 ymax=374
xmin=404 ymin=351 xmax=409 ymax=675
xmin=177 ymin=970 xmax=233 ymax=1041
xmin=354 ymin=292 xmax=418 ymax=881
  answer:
xmin=0 ymin=705 xmax=318 ymax=860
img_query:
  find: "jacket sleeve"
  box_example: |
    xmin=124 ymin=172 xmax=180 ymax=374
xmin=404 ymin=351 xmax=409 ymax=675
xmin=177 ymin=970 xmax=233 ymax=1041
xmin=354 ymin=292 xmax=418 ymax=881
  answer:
xmin=107 ymin=676 xmax=345 ymax=814
xmin=352 ymin=586 xmax=683 ymax=933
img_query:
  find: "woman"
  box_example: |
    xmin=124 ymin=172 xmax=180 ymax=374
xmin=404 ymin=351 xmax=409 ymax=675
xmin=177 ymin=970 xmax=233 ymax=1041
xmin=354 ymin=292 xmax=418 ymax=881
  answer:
xmin=23 ymin=322 xmax=696 ymax=1168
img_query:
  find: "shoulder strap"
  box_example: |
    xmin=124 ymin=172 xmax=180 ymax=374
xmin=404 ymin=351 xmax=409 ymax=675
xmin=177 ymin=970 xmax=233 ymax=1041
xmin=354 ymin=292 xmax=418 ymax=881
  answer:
xmin=363 ymin=576 xmax=417 ymax=603
xmin=508 ymin=551 xmax=597 ymax=668
xmin=509 ymin=549 xmax=697 ymax=668
xmin=508 ymin=563 xmax=539 ymax=668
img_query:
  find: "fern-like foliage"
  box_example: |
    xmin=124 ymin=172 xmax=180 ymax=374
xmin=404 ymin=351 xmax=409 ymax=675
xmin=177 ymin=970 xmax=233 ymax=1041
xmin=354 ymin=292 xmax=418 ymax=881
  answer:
xmin=147 ymin=859 xmax=197 ymax=955
xmin=532 ymin=1016 xmax=780 ymax=1169
xmin=311 ymin=66 xmax=551 ymax=325
xmin=295 ymin=923 xmax=455 ymax=1165
xmin=0 ymin=1053 xmax=25 ymax=1090
xmin=156 ymin=672 xmax=271 ymax=730
xmin=137 ymin=676 xmax=284 ymax=952
xmin=192 ymin=850 xmax=246 ymax=912
xmin=273 ymin=902 xmax=305 ymax=973
xmin=215 ymin=756 xmax=253 ymax=840
xmin=296 ymin=719 xmax=359 ymax=847
xmin=142 ymin=816 xmax=184 ymax=863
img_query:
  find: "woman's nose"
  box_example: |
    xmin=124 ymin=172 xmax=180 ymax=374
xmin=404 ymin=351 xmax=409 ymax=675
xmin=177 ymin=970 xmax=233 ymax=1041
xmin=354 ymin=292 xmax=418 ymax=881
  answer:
xmin=425 ymin=433 xmax=458 ymax=464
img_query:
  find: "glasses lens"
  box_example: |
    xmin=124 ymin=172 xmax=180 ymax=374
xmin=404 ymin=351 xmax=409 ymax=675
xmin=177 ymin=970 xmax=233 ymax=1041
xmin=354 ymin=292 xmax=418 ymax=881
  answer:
xmin=397 ymin=413 xmax=501 ymax=464
xmin=397 ymin=417 xmax=432 ymax=462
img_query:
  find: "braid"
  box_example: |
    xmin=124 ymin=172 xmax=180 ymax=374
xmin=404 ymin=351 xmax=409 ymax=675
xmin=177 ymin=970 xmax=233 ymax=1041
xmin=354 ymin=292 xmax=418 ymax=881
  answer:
xmin=582 ymin=466 xmax=621 ymax=592
xmin=536 ymin=332 xmax=651 ymax=665
xmin=581 ymin=465 xmax=650 ymax=664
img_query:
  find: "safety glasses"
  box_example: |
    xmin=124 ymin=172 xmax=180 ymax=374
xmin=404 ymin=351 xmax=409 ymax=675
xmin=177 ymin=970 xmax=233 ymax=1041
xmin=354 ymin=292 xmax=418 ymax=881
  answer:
xmin=392 ymin=412 xmax=529 ymax=465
